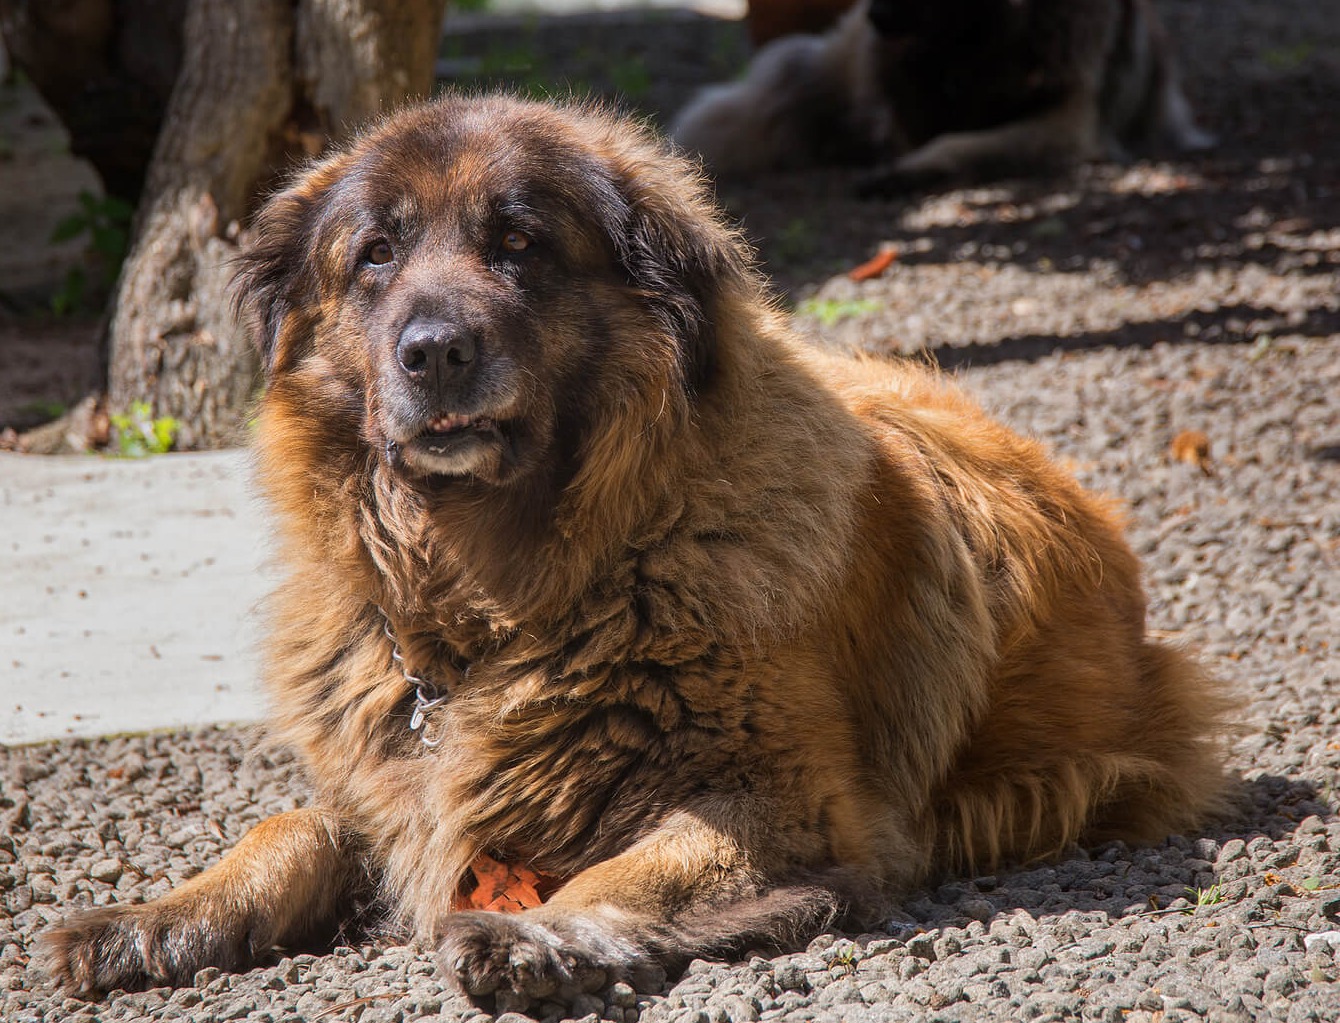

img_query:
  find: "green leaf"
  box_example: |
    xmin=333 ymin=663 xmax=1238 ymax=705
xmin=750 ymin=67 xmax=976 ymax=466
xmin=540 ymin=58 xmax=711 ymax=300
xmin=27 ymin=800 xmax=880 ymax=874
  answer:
xmin=151 ymin=417 xmax=179 ymax=453
xmin=796 ymin=297 xmax=883 ymax=328
xmin=50 ymin=266 xmax=87 ymax=316
xmin=90 ymin=224 xmax=129 ymax=262
xmin=1300 ymin=877 xmax=1322 ymax=891
xmin=50 ymin=213 xmax=88 ymax=244
xmin=100 ymin=195 xmax=136 ymax=222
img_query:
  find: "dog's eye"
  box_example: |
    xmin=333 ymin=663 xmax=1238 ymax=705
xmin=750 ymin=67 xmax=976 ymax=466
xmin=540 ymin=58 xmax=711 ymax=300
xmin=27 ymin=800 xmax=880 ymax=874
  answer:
xmin=500 ymin=230 xmax=533 ymax=254
xmin=364 ymin=240 xmax=395 ymax=266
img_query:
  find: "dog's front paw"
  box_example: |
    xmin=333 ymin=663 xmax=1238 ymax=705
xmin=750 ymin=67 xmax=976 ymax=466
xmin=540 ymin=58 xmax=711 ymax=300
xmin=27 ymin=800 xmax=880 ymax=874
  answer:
xmin=436 ymin=910 xmax=635 ymax=1009
xmin=38 ymin=904 xmax=254 ymax=995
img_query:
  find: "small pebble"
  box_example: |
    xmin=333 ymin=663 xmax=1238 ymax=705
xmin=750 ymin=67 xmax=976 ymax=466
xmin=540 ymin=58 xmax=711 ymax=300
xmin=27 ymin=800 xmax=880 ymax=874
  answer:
xmin=88 ymin=858 xmax=124 ymax=884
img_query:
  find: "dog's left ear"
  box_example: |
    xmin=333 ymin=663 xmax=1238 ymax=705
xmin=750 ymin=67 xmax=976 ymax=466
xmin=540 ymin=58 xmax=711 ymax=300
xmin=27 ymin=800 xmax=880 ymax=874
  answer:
xmin=604 ymin=148 xmax=752 ymax=395
xmin=232 ymin=184 xmax=323 ymax=379
xmin=232 ymin=152 xmax=352 ymax=378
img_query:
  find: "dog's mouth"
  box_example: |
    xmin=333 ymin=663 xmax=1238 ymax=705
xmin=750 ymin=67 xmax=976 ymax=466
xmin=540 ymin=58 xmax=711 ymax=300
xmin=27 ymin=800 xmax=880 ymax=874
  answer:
xmin=419 ymin=412 xmax=500 ymax=446
xmin=392 ymin=412 xmax=512 ymax=478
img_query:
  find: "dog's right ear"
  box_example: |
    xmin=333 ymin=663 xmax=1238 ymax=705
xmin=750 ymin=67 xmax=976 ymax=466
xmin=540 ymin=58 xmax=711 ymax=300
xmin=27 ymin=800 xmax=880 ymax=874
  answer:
xmin=232 ymin=168 xmax=335 ymax=378
xmin=601 ymin=142 xmax=754 ymax=397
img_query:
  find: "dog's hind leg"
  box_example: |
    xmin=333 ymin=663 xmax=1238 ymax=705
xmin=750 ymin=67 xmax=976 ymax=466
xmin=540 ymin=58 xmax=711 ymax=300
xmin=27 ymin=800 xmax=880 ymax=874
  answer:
xmin=38 ymin=807 xmax=362 ymax=995
xmin=436 ymin=805 xmax=880 ymax=1011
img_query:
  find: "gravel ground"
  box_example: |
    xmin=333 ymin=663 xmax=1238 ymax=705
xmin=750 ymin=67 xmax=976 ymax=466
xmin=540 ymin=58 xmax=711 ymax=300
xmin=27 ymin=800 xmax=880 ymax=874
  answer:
xmin=4 ymin=0 xmax=1340 ymax=1020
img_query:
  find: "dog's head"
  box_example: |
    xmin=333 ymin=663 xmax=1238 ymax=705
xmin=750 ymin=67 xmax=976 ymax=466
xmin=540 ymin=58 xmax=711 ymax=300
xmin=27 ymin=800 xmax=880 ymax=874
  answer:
xmin=236 ymin=95 xmax=752 ymax=486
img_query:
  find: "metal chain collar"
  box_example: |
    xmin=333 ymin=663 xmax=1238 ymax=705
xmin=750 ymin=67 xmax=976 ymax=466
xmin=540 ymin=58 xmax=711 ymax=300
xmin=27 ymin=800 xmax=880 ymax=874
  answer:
xmin=378 ymin=606 xmax=447 ymax=747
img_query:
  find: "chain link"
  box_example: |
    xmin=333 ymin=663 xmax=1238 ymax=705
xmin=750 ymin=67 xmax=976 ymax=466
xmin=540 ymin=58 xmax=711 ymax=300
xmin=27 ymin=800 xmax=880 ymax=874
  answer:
xmin=379 ymin=608 xmax=446 ymax=747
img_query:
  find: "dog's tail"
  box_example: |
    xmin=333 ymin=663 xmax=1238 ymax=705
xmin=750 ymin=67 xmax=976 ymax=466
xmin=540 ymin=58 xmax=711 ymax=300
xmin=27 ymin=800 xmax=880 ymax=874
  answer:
xmin=1079 ymin=640 xmax=1236 ymax=843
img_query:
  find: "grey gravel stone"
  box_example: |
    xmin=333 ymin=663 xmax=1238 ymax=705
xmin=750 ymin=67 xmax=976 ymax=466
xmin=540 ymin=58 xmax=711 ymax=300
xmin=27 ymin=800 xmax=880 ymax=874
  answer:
xmin=571 ymin=992 xmax=606 ymax=1019
xmin=904 ymin=934 xmax=936 ymax=961
xmin=88 ymin=858 xmax=124 ymax=885
xmin=771 ymin=963 xmax=807 ymax=993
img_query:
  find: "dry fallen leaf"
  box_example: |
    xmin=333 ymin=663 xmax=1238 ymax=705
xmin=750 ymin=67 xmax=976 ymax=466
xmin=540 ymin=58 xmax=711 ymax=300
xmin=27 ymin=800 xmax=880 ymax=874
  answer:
xmin=453 ymin=852 xmax=564 ymax=913
xmin=847 ymin=247 xmax=898 ymax=282
xmin=1170 ymin=429 xmax=1215 ymax=475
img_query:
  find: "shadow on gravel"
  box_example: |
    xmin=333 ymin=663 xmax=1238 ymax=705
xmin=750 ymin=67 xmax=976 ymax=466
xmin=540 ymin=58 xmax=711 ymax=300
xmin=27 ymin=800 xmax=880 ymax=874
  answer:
xmin=736 ymin=153 xmax=1340 ymax=298
xmin=1311 ymin=444 xmax=1340 ymax=463
xmin=928 ymin=303 xmax=1340 ymax=370
xmin=1215 ymin=772 xmax=1333 ymax=841
xmin=871 ymin=164 xmax=1336 ymax=277
xmin=891 ymin=773 xmax=1329 ymax=933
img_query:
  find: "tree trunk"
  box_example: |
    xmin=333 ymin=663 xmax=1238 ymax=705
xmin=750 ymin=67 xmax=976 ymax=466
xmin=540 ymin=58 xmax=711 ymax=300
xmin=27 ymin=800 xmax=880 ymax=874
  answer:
xmin=106 ymin=0 xmax=447 ymax=450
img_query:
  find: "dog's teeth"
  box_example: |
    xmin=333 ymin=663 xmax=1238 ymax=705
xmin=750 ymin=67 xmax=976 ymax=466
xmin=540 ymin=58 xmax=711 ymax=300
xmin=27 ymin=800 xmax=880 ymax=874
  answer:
xmin=428 ymin=414 xmax=472 ymax=432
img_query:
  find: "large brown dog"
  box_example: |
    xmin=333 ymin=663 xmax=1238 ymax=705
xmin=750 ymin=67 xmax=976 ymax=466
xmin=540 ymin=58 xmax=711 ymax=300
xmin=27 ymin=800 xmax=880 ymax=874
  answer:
xmin=41 ymin=95 xmax=1226 ymax=1007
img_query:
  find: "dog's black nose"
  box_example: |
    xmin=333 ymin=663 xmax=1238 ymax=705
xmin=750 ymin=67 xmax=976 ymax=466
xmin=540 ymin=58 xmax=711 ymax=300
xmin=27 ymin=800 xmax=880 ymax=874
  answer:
xmin=396 ymin=319 xmax=477 ymax=378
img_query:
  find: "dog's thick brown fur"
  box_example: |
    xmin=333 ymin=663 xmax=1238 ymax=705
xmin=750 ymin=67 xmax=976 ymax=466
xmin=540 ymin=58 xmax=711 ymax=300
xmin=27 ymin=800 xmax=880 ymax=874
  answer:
xmin=673 ymin=0 xmax=1214 ymax=188
xmin=41 ymin=95 xmax=1227 ymax=1007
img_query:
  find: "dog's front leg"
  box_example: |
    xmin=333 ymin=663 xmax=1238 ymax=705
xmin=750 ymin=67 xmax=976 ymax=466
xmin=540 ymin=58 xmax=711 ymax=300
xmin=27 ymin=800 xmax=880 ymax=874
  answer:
xmin=858 ymin=92 xmax=1102 ymax=195
xmin=437 ymin=807 xmax=861 ymax=1009
xmin=39 ymin=807 xmax=361 ymax=995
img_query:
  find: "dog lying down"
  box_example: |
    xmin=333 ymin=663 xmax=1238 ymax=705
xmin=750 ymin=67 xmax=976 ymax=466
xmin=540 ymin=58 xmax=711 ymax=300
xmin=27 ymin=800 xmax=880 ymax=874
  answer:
xmin=673 ymin=0 xmax=1214 ymax=189
xmin=40 ymin=94 xmax=1227 ymax=1010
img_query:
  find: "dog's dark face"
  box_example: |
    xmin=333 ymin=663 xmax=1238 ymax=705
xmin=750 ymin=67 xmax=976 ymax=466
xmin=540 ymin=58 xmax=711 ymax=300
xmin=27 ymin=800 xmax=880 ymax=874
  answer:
xmin=237 ymin=96 xmax=747 ymax=488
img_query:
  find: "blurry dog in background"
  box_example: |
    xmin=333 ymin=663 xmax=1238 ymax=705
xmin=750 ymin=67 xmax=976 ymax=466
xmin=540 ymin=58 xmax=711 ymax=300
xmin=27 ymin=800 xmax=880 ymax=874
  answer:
xmin=673 ymin=0 xmax=1214 ymax=189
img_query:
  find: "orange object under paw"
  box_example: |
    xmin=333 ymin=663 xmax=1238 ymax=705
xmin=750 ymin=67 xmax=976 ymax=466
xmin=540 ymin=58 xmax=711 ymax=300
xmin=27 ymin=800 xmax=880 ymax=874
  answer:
xmin=453 ymin=853 xmax=565 ymax=913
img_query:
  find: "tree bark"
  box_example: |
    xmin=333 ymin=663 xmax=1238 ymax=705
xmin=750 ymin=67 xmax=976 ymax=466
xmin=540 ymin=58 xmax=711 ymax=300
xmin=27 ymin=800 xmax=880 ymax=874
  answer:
xmin=106 ymin=0 xmax=447 ymax=449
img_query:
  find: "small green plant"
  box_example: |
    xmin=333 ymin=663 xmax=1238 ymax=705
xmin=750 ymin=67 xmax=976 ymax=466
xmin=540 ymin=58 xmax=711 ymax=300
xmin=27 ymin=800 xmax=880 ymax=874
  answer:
xmin=109 ymin=401 xmax=178 ymax=457
xmin=49 ymin=190 xmax=134 ymax=315
xmin=1184 ymin=884 xmax=1223 ymax=910
xmin=50 ymin=266 xmax=89 ymax=317
xmin=796 ymin=297 xmax=883 ymax=328
xmin=1262 ymin=43 xmax=1314 ymax=71
xmin=832 ymin=942 xmax=859 ymax=973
